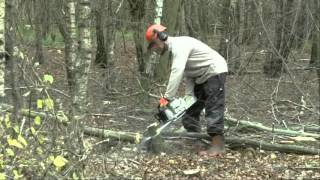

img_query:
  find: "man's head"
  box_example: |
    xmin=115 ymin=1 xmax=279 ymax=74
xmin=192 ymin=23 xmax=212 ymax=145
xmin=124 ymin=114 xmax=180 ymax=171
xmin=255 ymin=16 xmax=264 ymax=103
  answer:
xmin=146 ymin=24 xmax=168 ymax=55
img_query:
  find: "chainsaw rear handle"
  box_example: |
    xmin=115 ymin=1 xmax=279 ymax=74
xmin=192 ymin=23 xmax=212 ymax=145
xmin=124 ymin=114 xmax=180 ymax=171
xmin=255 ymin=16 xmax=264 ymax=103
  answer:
xmin=154 ymin=105 xmax=169 ymax=123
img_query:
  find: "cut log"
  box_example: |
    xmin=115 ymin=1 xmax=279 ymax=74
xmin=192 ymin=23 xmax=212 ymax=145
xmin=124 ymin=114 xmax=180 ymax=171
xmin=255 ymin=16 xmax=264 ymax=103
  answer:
xmin=83 ymin=126 xmax=141 ymax=143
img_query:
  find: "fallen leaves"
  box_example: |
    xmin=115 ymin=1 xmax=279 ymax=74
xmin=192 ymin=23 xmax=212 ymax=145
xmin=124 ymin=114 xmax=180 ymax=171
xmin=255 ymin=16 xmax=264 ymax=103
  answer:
xmin=183 ymin=168 xmax=200 ymax=175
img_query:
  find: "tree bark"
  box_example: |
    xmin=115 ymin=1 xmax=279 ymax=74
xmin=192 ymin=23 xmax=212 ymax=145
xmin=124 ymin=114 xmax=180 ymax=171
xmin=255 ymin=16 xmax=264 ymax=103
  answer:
xmin=69 ymin=0 xmax=92 ymax=155
xmin=65 ymin=0 xmax=77 ymax=96
xmin=145 ymin=0 xmax=164 ymax=79
xmin=93 ymin=0 xmax=107 ymax=67
xmin=310 ymin=0 xmax=320 ymax=120
xmin=5 ymin=0 xmax=21 ymax=121
xmin=0 ymin=0 xmax=4 ymax=99
xmin=218 ymin=0 xmax=232 ymax=66
xmin=264 ymin=0 xmax=296 ymax=77
xmin=184 ymin=0 xmax=201 ymax=39
xmin=33 ymin=0 xmax=44 ymax=64
xmin=154 ymin=0 xmax=182 ymax=82
xmin=128 ymin=0 xmax=146 ymax=74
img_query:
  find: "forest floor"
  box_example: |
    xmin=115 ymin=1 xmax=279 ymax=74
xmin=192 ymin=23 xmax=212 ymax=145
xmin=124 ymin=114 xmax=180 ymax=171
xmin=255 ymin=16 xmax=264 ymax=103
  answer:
xmin=38 ymin=39 xmax=320 ymax=179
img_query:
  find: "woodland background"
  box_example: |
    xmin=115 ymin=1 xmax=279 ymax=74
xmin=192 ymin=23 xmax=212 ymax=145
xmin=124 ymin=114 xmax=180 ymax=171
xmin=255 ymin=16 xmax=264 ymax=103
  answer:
xmin=0 ymin=0 xmax=319 ymax=179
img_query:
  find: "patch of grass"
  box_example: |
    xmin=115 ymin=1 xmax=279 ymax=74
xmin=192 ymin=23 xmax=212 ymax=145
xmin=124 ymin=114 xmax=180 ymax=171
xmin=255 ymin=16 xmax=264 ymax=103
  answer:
xmin=116 ymin=30 xmax=134 ymax=40
xmin=20 ymin=25 xmax=65 ymax=48
xmin=42 ymin=33 xmax=65 ymax=48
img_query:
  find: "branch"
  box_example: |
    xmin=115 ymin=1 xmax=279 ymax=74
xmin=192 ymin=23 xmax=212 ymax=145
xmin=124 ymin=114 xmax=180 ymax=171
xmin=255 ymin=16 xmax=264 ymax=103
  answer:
xmin=2 ymin=103 xmax=319 ymax=155
xmin=225 ymin=114 xmax=320 ymax=138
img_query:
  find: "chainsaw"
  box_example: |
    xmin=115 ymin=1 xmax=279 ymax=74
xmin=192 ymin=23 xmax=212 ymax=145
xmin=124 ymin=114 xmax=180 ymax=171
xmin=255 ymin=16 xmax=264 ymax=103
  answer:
xmin=140 ymin=95 xmax=196 ymax=150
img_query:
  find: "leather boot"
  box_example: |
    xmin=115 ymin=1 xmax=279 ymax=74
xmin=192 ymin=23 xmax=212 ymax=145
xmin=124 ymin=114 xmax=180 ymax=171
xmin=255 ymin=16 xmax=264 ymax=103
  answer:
xmin=211 ymin=135 xmax=225 ymax=151
xmin=198 ymin=135 xmax=225 ymax=157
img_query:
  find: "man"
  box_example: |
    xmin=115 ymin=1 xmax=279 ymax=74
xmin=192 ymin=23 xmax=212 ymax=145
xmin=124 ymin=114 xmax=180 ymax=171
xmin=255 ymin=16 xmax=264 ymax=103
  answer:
xmin=146 ymin=24 xmax=228 ymax=157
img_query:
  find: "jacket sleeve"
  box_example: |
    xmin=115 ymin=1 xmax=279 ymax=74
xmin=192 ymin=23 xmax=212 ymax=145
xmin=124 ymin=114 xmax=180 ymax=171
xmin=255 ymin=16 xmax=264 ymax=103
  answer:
xmin=164 ymin=46 xmax=190 ymax=99
xmin=185 ymin=76 xmax=195 ymax=97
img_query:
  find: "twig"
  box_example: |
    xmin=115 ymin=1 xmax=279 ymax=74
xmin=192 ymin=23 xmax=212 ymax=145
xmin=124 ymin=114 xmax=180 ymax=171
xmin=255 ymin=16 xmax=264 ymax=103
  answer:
xmin=253 ymin=0 xmax=317 ymax=111
xmin=135 ymin=77 xmax=159 ymax=99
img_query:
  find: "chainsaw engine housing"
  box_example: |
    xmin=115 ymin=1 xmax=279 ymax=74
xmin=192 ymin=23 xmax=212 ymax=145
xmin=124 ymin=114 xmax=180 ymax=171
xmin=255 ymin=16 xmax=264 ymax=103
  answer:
xmin=156 ymin=96 xmax=196 ymax=123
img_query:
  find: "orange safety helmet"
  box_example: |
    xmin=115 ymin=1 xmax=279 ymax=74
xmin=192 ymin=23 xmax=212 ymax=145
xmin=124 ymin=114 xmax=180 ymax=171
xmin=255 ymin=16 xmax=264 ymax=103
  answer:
xmin=145 ymin=24 xmax=167 ymax=42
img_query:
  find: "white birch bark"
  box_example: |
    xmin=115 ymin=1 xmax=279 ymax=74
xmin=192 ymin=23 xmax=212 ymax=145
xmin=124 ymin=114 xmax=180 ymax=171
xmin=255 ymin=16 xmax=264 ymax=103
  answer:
xmin=73 ymin=0 xmax=91 ymax=121
xmin=145 ymin=0 xmax=164 ymax=77
xmin=65 ymin=0 xmax=77 ymax=95
xmin=154 ymin=0 xmax=164 ymax=24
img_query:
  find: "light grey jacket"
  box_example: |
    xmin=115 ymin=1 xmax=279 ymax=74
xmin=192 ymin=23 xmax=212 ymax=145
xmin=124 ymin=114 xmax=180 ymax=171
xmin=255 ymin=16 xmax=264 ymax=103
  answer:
xmin=164 ymin=36 xmax=228 ymax=99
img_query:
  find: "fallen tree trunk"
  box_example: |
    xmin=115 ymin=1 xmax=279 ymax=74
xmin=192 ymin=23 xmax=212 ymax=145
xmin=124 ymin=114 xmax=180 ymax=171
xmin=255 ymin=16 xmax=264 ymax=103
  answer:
xmin=2 ymin=103 xmax=319 ymax=138
xmin=1 ymin=103 xmax=320 ymax=155
xmin=291 ymin=125 xmax=320 ymax=133
xmin=83 ymin=126 xmax=320 ymax=155
xmin=225 ymin=115 xmax=320 ymax=138
xmin=162 ymin=132 xmax=320 ymax=155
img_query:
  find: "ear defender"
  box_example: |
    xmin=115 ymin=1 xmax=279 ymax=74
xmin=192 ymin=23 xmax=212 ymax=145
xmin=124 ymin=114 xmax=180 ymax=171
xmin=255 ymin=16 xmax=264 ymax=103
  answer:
xmin=154 ymin=29 xmax=168 ymax=41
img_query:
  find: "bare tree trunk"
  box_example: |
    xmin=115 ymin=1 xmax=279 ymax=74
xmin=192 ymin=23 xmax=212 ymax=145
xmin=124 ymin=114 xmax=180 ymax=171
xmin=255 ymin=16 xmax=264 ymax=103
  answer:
xmin=93 ymin=0 xmax=107 ymax=67
xmin=33 ymin=0 xmax=44 ymax=64
xmin=65 ymin=0 xmax=80 ymax=174
xmin=264 ymin=0 xmax=296 ymax=77
xmin=66 ymin=0 xmax=92 ymax=176
xmin=154 ymin=0 xmax=182 ymax=82
xmin=145 ymin=0 xmax=163 ymax=78
xmin=65 ymin=0 xmax=77 ymax=95
xmin=310 ymin=0 xmax=320 ymax=120
xmin=128 ymin=0 xmax=146 ymax=74
xmin=184 ymin=0 xmax=200 ymax=38
xmin=294 ymin=0 xmax=309 ymax=49
xmin=198 ymin=0 xmax=209 ymax=43
xmin=104 ymin=0 xmax=120 ymax=67
xmin=219 ymin=0 xmax=234 ymax=71
xmin=5 ymin=0 xmax=21 ymax=121
xmin=0 ymin=0 xmax=4 ymax=99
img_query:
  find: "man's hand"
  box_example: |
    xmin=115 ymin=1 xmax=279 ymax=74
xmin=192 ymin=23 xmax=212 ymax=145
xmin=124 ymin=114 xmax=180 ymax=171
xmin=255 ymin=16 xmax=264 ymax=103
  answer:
xmin=159 ymin=97 xmax=169 ymax=107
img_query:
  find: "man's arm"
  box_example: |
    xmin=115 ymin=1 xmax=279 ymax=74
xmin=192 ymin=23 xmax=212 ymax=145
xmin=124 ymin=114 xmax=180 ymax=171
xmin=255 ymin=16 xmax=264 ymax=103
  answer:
xmin=164 ymin=46 xmax=190 ymax=99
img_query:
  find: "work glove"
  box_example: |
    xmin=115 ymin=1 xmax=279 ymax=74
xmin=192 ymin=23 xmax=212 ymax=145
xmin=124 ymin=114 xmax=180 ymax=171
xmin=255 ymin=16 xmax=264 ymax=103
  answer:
xmin=159 ymin=97 xmax=169 ymax=107
xmin=154 ymin=97 xmax=170 ymax=123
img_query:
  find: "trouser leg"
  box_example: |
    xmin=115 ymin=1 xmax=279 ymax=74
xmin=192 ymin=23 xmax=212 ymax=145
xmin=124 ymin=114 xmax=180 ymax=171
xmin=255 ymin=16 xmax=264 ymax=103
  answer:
xmin=204 ymin=74 xmax=226 ymax=137
xmin=182 ymin=84 xmax=205 ymax=132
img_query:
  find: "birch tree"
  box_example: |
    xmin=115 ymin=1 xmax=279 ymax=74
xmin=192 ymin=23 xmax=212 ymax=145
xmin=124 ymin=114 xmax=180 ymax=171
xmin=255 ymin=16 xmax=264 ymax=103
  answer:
xmin=154 ymin=0 xmax=182 ymax=81
xmin=65 ymin=0 xmax=92 ymax=176
xmin=0 ymin=0 xmax=4 ymax=99
xmin=65 ymin=0 xmax=77 ymax=95
xmin=5 ymin=0 xmax=21 ymax=120
xmin=145 ymin=0 xmax=163 ymax=78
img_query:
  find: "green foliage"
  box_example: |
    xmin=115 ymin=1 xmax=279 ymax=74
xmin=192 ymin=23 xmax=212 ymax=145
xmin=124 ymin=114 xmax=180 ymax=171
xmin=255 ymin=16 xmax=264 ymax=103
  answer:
xmin=20 ymin=25 xmax=65 ymax=48
xmin=0 ymin=73 xmax=70 ymax=178
xmin=43 ymin=74 xmax=54 ymax=84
